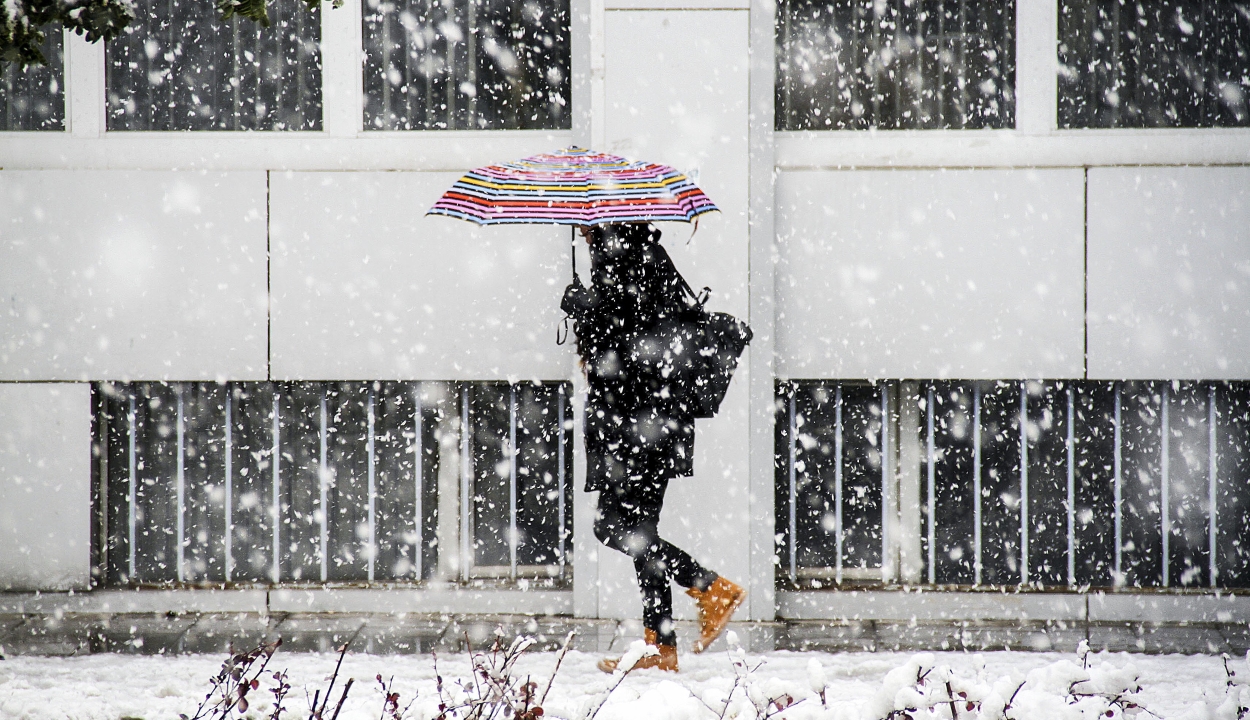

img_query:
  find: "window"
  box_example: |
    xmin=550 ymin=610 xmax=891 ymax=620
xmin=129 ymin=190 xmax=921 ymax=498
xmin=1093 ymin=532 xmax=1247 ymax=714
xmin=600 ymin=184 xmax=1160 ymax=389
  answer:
xmin=105 ymin=0 xmax=322 ymax=131
xmin=775 ymin=382 xmax=889 ymax=585
xmin=362 ymin=0 xmax=570 ymax=130
xmin=1058 ymin=0 xmax=1250 ymax=128
xmin=775 ymin=0 xmax=1015 ymax=130
xmin=0 ymin=28 xmax=64 ymax=131
xmin=776 ymin=380 xmax=1250 ymax=589
xmin=92 ymin=380 xmax=572 ymax=587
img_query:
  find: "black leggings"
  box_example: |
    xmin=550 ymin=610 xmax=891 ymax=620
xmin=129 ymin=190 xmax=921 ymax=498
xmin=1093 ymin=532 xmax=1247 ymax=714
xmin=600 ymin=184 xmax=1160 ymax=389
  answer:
xmin=594 ymin=476 xmax=717 ymax=647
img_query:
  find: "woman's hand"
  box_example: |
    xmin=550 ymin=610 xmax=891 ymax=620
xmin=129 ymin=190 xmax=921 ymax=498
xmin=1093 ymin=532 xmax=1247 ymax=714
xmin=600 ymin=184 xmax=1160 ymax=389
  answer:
xmin=561 ymin=281 xmax=595 ymax=317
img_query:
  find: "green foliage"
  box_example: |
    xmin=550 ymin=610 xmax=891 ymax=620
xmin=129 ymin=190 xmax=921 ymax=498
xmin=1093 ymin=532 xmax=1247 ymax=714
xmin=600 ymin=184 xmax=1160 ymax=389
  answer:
xmin=1 ymin=0 xmax=327 ymax=68
xmin=2 ymin=0 xmax=134 ymax=65
xmin=216 ymin=0 xmax=270 ymax=28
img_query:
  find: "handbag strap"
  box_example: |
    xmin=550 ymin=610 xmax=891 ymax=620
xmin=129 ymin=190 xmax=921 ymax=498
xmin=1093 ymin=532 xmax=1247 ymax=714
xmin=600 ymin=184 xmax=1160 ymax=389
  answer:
xmin=673 ymin=266 xmax=711 ymax=310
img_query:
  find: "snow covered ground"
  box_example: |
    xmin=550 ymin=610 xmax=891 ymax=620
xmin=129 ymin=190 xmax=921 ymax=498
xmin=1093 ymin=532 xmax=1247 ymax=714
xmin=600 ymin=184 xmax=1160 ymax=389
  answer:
xmin=0 ymin=638 xmax=1242 ymax=720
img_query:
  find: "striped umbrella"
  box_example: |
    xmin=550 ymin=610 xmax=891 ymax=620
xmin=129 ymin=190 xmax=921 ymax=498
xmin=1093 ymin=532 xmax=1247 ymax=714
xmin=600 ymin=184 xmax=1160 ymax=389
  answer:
xmin=426 ymin=147 xmax=718 ymax=226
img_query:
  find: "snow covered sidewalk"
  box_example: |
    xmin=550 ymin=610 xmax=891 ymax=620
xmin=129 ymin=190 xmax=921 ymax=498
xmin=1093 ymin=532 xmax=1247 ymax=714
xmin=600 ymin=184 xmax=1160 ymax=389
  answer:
xmin=0 ymin=640 xmax=1241 ymax=720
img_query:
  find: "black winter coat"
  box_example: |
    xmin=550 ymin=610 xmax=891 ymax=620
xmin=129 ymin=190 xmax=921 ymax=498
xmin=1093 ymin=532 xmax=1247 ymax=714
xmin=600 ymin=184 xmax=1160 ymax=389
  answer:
xmin=561 ymin=225 xmax=700 ymax=491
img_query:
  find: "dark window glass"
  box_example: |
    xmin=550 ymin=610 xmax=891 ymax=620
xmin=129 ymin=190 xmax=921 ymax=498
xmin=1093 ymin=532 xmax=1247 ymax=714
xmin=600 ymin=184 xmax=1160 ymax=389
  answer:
xmin=0 ymin=28 xmax=65 ymax=130
xmin=1058 ymin=0 xmax=1250 ymax=128
xmin=775 ymin=379 xmax=1250 ymax=589
xmin=775 ymin=381 xmax=886 ymax=585
xmin=467 ymin=382 xmax=573 ymax=574
xmin=94 ymin=380 xmax=568 ymax=587
xmin=775 ymin=0 xmax=1015 ymax=130
xmin=362 ymin=0 xmax=570 ymax=130
xmin=105 ymin=0 xmax=322 ymax=130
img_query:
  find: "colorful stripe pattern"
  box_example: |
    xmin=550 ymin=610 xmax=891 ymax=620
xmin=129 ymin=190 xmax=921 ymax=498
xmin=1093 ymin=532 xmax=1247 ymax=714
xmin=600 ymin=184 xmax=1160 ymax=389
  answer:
xmin=427 ymin=147 xmax=719 ymax=226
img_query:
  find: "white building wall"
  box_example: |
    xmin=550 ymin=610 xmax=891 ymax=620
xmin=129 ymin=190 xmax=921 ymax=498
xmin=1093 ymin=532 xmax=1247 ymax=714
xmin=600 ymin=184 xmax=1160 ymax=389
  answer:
xmin=1087 ymin=167 xmax=1250 ymax=380
xmin=269 ymin=172 xmax=576 ymax=381
xmin=0 ymin=171 xmax=268 ymax=382
xmin=0 ymin=384 xmax=91 ymax=591
xmin=0 ymin=0 xmax=1248 ymax=607
xmin=776 ymin=169 xmax=1086 ymax=380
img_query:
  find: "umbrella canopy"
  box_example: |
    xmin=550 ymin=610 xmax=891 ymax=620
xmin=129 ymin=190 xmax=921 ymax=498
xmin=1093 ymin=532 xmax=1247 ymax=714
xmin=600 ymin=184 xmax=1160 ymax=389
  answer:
xmin=426 ymin=147 xmax=718 ymax=226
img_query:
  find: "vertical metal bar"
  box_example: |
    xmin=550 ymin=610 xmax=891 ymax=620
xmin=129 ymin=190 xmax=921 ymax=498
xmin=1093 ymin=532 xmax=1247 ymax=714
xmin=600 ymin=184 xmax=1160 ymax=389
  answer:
xmin=1209 ymin=384 xmax=1218 ymax=588
xmin=460 ymin=385 xmax=472 ymax=581
xmin=225 ymin=388 xmax=233 ymax=582
xmin=414 ymin=384 xmax=424 ymax=581
xmin=926 ymin=383 xmax=935 ymax=585
xmin=380 ymin=10 xmax=393 ymax=126
xmin=466 ymin=0 xmax=477 ymax=123
xmin=834 ymin=384 xmax=843 ymax=585
xmin=367 ymin=387 xmax=377 ymax=584
xmin=1020 ymin=381 xmax=1029 ymax=586
xmin=957 ymin=0 xmax=968 ymax=126
xmin=509 ymin=384 xmax=518 ymax=580
xmin=444 ymin=0 xmax=456 ymax=128
xmin=319 ymin=388 xmax=328 ymax=583
xmin=973 ymin=384 xmax=982 ymax=586
xmin=781 ymin=0 xmax=792 ymax=127
xmin=787 ymin=386 xmax=798 ymax=582
xmin=880 ymin=383 xmax=890 ymax=582
xmin=176 ymin=385 xmax=186 ymax=583
xmin=1067 ymin=384 xmax=1076 ymax=587
xmin=127 ymin=392 xmax=137 ymax=582
xmin=272 ymin=390 xmax=281 ymax=584
xmin=557 ymin=383 xmax=567 ymax=569
xmin=1114 ymin=383 xmax=1123 ymax=582
xmin=423 ymin=0 xmax=434 ymax=125
xmin=97 ymin=388 xmax=110 ymax=586
xmin=1161 ymin=383 xmax=1170 ymax=587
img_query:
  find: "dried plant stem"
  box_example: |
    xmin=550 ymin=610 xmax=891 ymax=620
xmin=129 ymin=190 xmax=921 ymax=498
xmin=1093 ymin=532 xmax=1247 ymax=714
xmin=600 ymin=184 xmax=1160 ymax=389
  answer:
xmin=539 ymin=631 xmax=577 ymax=705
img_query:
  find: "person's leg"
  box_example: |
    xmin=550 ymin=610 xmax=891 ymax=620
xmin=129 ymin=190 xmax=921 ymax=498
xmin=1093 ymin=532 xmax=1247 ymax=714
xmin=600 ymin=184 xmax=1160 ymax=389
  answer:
xmin=595 ymin=476 xmax=718 ymax=646
xmin=630 ymin=479 xmax=717 ymax=593
xmin=593 ymin=481 xmax=679 ymax=671
xmin=595 ymin=480 xmax=675 ymax=644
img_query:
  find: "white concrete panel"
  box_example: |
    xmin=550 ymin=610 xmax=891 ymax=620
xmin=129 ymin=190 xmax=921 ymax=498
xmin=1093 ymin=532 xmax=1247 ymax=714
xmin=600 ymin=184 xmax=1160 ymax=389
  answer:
xmin=599 ymin=10 xmax=752 ymax=620
xmin=269 ymin=172 xmax=576 ymax=380
xmin=1088 ymin=167 xmax=1250 ymax=379
xmin=0 ymin=171 xmax=268 ymax=381
xmin=779 ymin=590 xmax=1087 ymax=622
xmin=776 ymin=169 xmax=1086 ymax=379
xmin=0 ymin=383 xmax=91 ymax=591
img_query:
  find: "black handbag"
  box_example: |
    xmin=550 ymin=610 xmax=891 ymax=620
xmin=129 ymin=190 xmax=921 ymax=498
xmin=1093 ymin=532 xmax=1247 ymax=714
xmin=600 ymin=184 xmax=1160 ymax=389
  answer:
xmin=630 ymin=272 xmax=753 ymax=419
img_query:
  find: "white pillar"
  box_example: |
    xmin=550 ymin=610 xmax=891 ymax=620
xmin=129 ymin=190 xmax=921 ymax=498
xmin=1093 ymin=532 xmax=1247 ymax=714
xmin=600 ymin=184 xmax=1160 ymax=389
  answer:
xmin=322 ymin=0 xmax=363 ymax=137
xmin=1015 ymin=0 xmax=1058 ymax=134
xmin=0 ymin=383 xmax=92 ymax=591
xmin=65 ymin=30 xmax=105 ymax=137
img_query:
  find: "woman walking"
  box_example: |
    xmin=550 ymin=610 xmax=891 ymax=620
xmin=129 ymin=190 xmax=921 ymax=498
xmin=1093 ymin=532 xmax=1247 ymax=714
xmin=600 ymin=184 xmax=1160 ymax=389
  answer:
xmin=561 ymin=222 xmax=745 ymax=673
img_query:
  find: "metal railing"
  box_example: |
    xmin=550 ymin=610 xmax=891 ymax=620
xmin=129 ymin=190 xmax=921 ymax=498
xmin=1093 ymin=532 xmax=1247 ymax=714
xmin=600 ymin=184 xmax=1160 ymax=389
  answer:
xmin=775 ymin=0 xmax=1016 ymax=130
xmin=779 ymin=381 xmax=892 ymax=584
xmin=1058 ymin=0 xmax=1250 ymax=128
xmin=94 ymin=380 xmax=571 ymax=587
xmin=776 ymin=379 xmax=1250 ymax=590
xmin=361 ymin=0 xmax=570 ymax=131
xmin=0 ymin=27 xmax=64 ymax=131
xmin=104 ymin=0 xmax=322 ymax=130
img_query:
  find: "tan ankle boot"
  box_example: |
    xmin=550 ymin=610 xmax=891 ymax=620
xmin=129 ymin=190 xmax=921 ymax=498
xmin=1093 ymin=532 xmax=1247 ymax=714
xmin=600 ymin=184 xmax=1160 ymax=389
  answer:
xmin=686 ymin=576 xmax=746 ymax=653
xmin=596 ymin=629 xmax=679 ymax=673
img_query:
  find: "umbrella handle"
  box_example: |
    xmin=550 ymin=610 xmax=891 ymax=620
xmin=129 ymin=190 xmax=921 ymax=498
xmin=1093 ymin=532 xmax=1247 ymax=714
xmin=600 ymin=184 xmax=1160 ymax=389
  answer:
xmin=570 ymin=226 xmax=578 ymax=282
